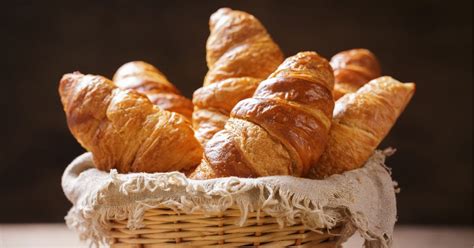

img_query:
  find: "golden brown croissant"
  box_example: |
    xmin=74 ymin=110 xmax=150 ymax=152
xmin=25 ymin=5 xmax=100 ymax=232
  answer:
xmin=330 ymin=49 xmax=381 ymax=100
xmin=113 ymin=61 xmax=193 ymax=120
xmin=192 ymin=8 xmax=283 ymax=146
xmin=59 ymin=72 xmax=202 ymax=173
xmin=308 ymin=76 xmax=415 ymax=179
xmin=191 ymin=52 xmax=335 ymax=179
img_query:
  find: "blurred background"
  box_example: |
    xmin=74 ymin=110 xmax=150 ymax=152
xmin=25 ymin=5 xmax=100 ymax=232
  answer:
xmin=1 ymin=0 xmax=471 ymax=226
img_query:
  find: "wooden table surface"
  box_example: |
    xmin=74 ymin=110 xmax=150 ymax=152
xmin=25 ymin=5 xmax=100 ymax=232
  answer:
xmin=0 ymin=224 xmax=472 ymax=247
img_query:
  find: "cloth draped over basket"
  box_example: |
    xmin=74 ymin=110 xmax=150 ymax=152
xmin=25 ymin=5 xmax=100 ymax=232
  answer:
xmin=62 ymin=150 xmax=397 ymax=248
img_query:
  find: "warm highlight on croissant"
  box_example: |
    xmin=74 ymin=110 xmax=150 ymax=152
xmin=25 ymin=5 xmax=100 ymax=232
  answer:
xmin=192 ymin=8 xmax=284 ymax=146
xmin=191 ymin=52 xmax=335 ymax=179
xmin=59 ymin=72 xmax=202 ymax=173
xmin=308 ymin=76 xmax=415 ymax=179
xmin=113 ymin=61 xmax=193 ymax=120
xmin=330 ymin=49 xmax=381 ymax=100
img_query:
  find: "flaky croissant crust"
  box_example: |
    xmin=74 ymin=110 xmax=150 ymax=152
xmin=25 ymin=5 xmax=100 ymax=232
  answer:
xmin=192 ymin=8 xmax=283 ymax=146
xmin=192 ymin=51 xmax=335 ymax=179
xmin=59 ymin=72 xmax=202 ymax=173
xmin=330 ymin=49 xmax=381 ymax=100
xmin=309 ymin=76 xmax=415 ymax=179
xmin=114 ymin=61 xmax=194 ymax=120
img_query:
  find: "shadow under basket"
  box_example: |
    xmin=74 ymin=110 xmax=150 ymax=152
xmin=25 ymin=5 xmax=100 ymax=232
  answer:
xmin=108 ymin=206 xmax=341 ymax=248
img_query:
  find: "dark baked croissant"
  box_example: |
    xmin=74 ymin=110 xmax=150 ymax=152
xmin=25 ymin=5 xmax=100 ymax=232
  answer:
xmin=59 ymin=72 xmax=202 ymax=173
xmin=192 ymin=8 xmax=283 ymax=146
xmin=330 ymin=49 xmax=381 ymax=100
xmin=113 ymin=61 xmax=193 ymax=120
xmin=191 ymin=51 xmax=335 ymax=179
xmin=308 ymin=76 xmax=415 ymax=179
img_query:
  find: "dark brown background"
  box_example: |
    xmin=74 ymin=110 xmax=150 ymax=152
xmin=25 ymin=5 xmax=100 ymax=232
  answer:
xmin=1 ymin=0 xmax=472 ymax=225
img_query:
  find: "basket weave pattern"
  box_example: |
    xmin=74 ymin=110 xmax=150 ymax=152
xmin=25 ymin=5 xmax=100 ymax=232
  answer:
xmin=109 ymin=207 xmax=340 ymax=247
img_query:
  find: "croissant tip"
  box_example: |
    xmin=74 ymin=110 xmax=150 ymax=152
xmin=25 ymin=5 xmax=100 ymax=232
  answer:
xmin=298 ymin=51 xmax=331 ymax=63
xmin=336 ymin=48 xmax=375 ymax=55
xmin=216 ymin=7 xmax=232 ymax=13
xmin=371 ymin=76 xmax=416 ymax=99
xmin=210 ymin=7 xmax=232 ymax=23
xmin=61 ymin=71 xmax=83 ymax=81
xmin=296 ymin=51 xmax=319 ymax=56
xmin=352 ymin=48 xmax=374 ymax=54
xmin=119 ymin=60 xmax=152 ymax=68
xmin=404 ymin=82 xmax=416 ymax=92
xmin=58 ymin=72 xmax=84 ymax=108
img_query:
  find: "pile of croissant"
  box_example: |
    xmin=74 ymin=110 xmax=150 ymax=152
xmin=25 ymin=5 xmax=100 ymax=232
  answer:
xmin=59 ymin=8 xmax=415 ymax=180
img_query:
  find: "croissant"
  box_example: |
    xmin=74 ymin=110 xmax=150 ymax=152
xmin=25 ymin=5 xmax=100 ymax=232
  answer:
xmin=330 ymin=49 xmax=381 ymax=100
xmin=191 ymin=52 xmax=335 ymax=179
xmin=192 ymin=8 xmax=283 ymax=146
xmin=59 ymin=72 xmax=202 ymax=173
xmin=113 ymin=61 xmax=193 ymax=120
xmin=308 ymin=76 xmax=415 ymax=179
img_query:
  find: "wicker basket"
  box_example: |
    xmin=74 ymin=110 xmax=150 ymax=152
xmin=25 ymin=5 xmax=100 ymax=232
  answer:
xmin=108 ymin=206 xmax=341 ymax=247
xmin=63 ymin=152 xmax=396 ymax=247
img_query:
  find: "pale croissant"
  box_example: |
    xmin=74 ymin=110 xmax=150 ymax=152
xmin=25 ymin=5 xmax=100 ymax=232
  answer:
xmin=191 ymin=52 xmax=335 ymax=179
xmin=113 ymin=61 xmax=193 ymax=120
xmin=330 ymin=49 xmax=381 ymax=100
xmin=308 ymin=76 xmax=415 ymax=179
xmin=59 ymin=72 xmax=202 ymax=173
xmin=192 ymin=8 xmax=283 ymax=146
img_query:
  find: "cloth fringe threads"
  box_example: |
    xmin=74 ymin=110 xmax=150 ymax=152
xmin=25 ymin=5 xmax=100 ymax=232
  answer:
xmin=62 ymin=150 xmax=397 ymax=248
